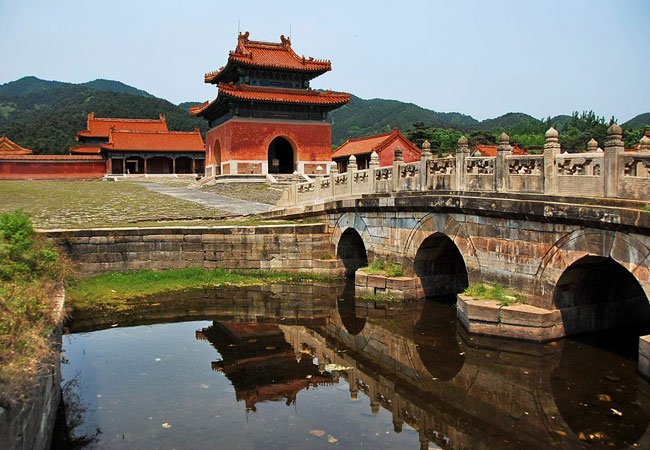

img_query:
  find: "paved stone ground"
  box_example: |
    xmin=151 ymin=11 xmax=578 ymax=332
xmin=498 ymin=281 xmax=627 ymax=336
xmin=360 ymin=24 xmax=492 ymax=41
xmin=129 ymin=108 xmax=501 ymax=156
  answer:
xmin=140 ymin=183 xmax=273 ymax=215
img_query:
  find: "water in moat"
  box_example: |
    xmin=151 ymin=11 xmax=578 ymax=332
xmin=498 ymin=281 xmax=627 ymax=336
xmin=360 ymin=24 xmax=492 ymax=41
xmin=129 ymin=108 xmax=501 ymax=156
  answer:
xmin=52 ymin=281 xmax=650 ymax=449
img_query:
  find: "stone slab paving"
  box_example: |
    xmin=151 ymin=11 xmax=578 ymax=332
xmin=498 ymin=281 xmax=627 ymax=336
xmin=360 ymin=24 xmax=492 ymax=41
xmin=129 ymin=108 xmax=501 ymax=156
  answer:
xmin=140 ymin=183 xmax=273 ymax=215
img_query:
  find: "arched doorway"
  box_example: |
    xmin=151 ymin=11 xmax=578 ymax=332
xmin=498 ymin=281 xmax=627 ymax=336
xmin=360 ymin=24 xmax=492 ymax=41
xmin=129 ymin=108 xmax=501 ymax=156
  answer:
xmin=268 ymin=137 xmax=294 ymax=174
xmin=337 ymin=228 xmax=368 ymax=278
xmin=413 ymin=232 xmax=468 ymax=298
xmin=553 ymin=256 xmax=650 ymax=335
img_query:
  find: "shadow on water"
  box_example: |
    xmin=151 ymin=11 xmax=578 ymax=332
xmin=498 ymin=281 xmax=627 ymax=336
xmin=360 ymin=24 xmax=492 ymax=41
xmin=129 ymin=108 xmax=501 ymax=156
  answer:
xmin=50 ymin=375 xmax=101 ymax=450
xmin=336 ymin=280 xmax=366 ymax=335
xmin=413 ymin=295 xmax=465 ymax=381
xmin=55 ymin=281 xmax=650 ymax=450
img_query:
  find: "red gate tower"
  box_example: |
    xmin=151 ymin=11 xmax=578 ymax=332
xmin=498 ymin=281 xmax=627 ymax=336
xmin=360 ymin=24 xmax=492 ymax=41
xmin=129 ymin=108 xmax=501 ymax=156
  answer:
xmin=190 ymin=32 xmax=350 ymax=178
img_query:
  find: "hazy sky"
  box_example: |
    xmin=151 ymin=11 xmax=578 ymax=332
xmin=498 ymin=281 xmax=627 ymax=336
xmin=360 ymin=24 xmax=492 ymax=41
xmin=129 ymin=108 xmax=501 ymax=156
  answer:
xmin=1 ymin=0 xmax=648 ymax=122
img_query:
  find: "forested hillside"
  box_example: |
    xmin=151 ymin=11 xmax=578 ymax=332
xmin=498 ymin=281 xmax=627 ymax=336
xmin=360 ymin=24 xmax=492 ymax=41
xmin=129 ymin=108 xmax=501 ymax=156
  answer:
xmin=1 ymin=76 xmax=648 ymax=155
xmin=329 ymin=95 xmax=478 ymax=145
xmin=0 ymin=78 xmax=205 ymax=154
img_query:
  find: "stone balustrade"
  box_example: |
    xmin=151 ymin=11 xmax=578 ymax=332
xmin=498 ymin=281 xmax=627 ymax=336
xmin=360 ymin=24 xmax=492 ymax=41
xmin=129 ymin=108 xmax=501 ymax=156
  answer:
xmin=280 ymin=125 xmax=649 ymax=206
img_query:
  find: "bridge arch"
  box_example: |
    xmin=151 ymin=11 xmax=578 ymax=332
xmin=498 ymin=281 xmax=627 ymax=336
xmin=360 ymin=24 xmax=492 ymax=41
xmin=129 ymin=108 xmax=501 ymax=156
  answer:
xmin=403 ymin=213 xmax=481 ymax=288
xmin=535 ymin=228 xmax=650 ymax=334
xmin=332 ymin=213 xmax=372 ymax=277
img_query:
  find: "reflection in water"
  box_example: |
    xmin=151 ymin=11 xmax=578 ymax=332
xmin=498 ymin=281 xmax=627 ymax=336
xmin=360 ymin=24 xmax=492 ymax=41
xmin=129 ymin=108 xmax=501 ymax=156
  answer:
xmin=50 ymin=376 xmax=101 ymax=450
xmin=552 ymin=326 xmax=650 ymax=449
xmin=54 ymin=282 xmax=650 ymax=449
xmin=197 ymin=322 xmax=336 ymax=411
xmin=413 ymin=296 xmax=465 ymax=381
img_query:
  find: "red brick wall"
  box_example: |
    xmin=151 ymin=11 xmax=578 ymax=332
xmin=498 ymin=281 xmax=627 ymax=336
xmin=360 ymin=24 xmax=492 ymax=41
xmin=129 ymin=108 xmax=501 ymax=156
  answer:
xmin=303 ymin=163 xmax=328 ymax=174
xmin=205 ymin=119 xmax=332 ymax=173
xmin=237 ymin=162 xmax=263 ymax=174
xmin=0 ymin=159 xmax=107 ymax=179
xmin=378 ymin=138 xmax=421 ymax=167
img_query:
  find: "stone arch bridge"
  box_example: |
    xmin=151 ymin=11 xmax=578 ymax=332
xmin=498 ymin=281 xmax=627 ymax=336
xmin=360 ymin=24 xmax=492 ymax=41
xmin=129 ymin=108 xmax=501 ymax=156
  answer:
xmin=270 ymin=125 xmax=650 ymax=342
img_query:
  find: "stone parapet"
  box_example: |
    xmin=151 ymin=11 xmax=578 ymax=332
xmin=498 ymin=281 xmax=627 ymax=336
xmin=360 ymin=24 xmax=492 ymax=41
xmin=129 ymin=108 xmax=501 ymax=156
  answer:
xmin=279 ymin=128 xmax=650 ymax=206
xmin=456 ymin=294 xmax=564 ymax=342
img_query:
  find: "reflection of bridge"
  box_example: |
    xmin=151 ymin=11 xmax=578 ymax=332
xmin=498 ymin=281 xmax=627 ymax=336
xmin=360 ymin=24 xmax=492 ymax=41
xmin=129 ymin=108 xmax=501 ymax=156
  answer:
xmin=284 ymin=299 xmax=650 ymax=450
xmin=72 ymin=283 xmax=650 ymax=449
xmin=271 ymin=126 xmax=650 ymax=341
xmin=140 ymin=286 xmax=648 ymax=450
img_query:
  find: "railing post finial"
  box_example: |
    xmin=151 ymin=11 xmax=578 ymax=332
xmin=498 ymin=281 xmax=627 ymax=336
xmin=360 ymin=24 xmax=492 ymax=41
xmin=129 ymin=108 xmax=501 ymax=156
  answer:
xmin=639 ymin=135 xmax=650 ymax=153
xmin=421 ymin=140 xmax=432 ymax=159
xmin=330 ymin=160 xmax=338 ymax=176
xmin=587 ymin=138 xmax=598 ymax=152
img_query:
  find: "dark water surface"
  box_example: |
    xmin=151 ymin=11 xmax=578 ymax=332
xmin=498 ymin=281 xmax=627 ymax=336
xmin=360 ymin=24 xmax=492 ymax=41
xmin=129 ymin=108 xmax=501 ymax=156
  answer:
xmin=53 ymin=282 xmax=650 ymax=449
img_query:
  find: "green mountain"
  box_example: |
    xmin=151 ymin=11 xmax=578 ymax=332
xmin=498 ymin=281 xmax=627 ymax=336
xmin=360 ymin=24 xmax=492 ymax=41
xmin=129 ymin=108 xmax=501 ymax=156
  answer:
xmin=0 ymin=76 xmax=66 ymax=98
xmin=80 ymin=79 xmax=153 ymax=97
xmin=476 ymin=112 xmax=538 ymax=131
xmin=0 ymin=76 xmax=154 ymax=99
xmin=623 ymin=113 xmax=650 ymax=129
xmin=1 ymin=76 xmax=648 ymax=155
xmin=329 ymin=94 xmax=478 ymax=145
xmin=0 ymin=78 xmax=205 ymax=155
xmin=178 ymin=101 xmax=203 ymax=111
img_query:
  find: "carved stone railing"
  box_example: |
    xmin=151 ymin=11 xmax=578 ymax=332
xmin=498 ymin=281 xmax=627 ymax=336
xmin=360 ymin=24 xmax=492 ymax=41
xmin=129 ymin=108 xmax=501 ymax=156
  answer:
xmin=505 ymin=155 xmax=544 ymax=194
xmin=427 ymin=156 xmax=456 ymax=190
xmin=333 ymin=173 xmax=349 ymax=197
xmin=296 ymin=179 xmax=317 ymax=203
xmin=398 ymin=162 xmax=420 ymax=191
xmin=465 ymin=157 xmax=495 ymax=191
xmin=279 ymin=127 xmax=649 ymax=207
xmin=374 ymin=167 xmax=393 ymax=194
xmin=352 ymin=169 xmax=370 ymax=194
xmin=555 ymin=151 xmax=605 ymax=197
xmin=619 ymin=153 xmax=650 ymax=200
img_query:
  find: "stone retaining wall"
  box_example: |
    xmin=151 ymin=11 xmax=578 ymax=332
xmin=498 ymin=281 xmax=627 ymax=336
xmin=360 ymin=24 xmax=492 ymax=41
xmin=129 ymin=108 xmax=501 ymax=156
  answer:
xmin=0 ymin=287 xmax=64 ymax=450
xmin=42 ymin=224 xmax=332 ymax=275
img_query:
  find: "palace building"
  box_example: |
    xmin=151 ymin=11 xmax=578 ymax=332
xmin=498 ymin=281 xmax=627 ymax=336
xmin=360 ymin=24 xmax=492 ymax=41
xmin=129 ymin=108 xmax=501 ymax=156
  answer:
xmin=191 ymin=32 xmax=350 ymax=179
xmin=331 ymin=127 xmax=421 ymax=172
xmin=70 ymin=113 xmax=205 ymax=175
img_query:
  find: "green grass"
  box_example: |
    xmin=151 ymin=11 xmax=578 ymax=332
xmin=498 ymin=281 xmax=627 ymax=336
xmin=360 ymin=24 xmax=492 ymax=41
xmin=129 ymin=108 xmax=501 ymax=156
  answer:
xmin=356 ymin=293 xmax=400 ymax=303
xmin=66 ymin=267 xmax=337 ymax=310
xmin=0 ymin=211 xmax=66 ymax=405
xmin=642 ymin=205 xmax=650 ymax=212
xmin=360 ymin=259 xmax=405 ymax=277
xmin=0 ymin=180 xmax=230 ymax=229
xmin=464 ymin=283 xmax=526 ymax=306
